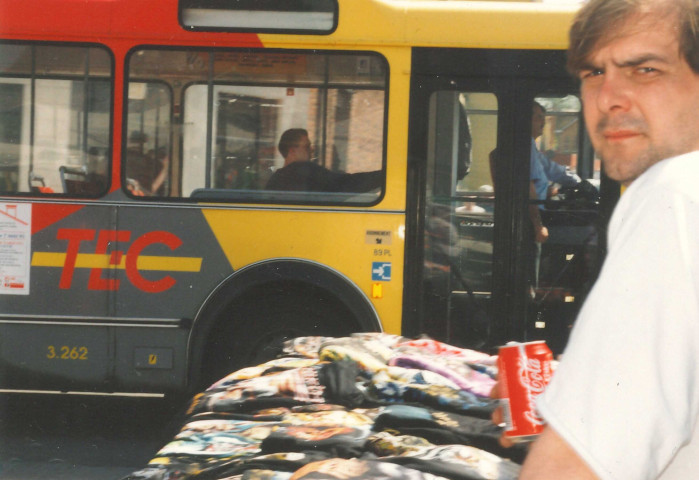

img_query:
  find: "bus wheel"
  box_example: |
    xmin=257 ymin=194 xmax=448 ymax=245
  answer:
xmin=199 ymin=288 xmax=359 ymax=389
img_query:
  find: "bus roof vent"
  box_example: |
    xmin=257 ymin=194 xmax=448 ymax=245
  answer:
xmin=179 ymin=0 xmax=338 ymax=35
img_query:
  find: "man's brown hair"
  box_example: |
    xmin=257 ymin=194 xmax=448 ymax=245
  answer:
xmin=278 ymin=128 xmax=309 ymax=158
xmin=567 ymin=0 xmax=699 ymax=75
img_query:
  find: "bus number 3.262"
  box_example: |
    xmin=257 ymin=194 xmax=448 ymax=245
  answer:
xmin=46 ymin=345 xmax=88 ymax=360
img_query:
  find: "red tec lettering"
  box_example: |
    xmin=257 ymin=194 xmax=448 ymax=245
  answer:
xmin=56 ymin=228 xmax=183 ymax=292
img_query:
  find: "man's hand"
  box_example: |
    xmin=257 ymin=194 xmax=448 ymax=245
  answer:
xmin=529 ymin=182 xmax=548 ymax=243
xmin=534 ymin=224 xmax=549 ymax=243
xmin=489 ymin=381 xmax=516 ymax=448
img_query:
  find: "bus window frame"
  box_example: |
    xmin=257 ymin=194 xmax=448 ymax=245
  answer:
xmin=123 ymin=45 xmax=389 ymax=207
xmin=0 ymin=40 xmax=114 ymax=199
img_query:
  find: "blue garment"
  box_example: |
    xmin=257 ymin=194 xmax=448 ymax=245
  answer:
xmin=529 ymin=139 xmax=580 ymax=202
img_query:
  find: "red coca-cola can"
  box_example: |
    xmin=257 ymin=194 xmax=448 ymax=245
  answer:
xmin=497 ymin=341 xmax=553 ymax=441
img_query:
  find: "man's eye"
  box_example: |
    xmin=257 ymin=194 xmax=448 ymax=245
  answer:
xmin=579 ymin=69 xmax=603 ymax=80
xmin=637 ymin=66 xmax=658 ymax=74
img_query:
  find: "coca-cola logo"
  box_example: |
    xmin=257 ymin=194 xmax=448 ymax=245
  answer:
xmin=524 ymin=408 xmax=546 ymax=426
xmin=517 ymin=355 xmax=549 ymax=426
xmin=517 ymin=357 xmax=547 ymax=393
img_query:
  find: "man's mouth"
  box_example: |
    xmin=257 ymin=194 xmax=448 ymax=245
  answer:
xmin=602 ymin=130 xmax=641 ymax=141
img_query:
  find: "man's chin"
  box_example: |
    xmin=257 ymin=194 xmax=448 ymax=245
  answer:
xmin=601 ymin=151 xmax=664 ymax=186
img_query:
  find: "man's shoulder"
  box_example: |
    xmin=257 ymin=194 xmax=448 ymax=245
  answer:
xmin=267 ymin=163 xmax=311 ymax=190
xmin=266 ymin=161 xmax=332 ymax=191
xmin=282 ymin=161 xmax=327 ymax=174
xmin=642 ymin=150 xmax=699 ymax=196
xmin=612 ymin=151 xmax=699 ymax=227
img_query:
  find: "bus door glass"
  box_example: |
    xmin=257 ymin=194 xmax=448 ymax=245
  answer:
xmin=413 ymin=69 xmax=608 ymax=355
xmin=524 ymin=95 xmax=602 ymax=353
xmin=423 ymin=91 xmax=497 ymax=350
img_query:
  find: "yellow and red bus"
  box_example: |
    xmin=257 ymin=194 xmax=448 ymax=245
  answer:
xmin=0 ymin=0 xmax=616 ymax=394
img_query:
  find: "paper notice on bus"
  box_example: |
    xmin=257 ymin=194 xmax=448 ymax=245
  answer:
xmin=0 ymin=203 xmax=31 ymax=295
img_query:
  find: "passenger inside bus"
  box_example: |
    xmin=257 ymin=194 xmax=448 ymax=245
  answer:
xmin=490 ymin=102 xmax=581 ymax=292
xmin=528 ymin=102 xmax=581 ymax=293
xmin=125 ymin=131 xmax=169 ymax=196
xmin=148 ymin=147 xmax=170 ymax=196
xmin=266 ymin=128 xmax=381 ymax=193
xmin=529 ymin=102 xmax=581 ymax=209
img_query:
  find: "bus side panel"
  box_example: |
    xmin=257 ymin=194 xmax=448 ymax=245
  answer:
xmin=0 ymin=323 xmax=110 ymax=391
xmin=114 ymin=325 xmax=189 ymax=392
xmin=5 ymin=203 xmax=113 ymax=317
xmin=112 ymin=203 xmax=233 ymax=320
xmin=201 ymin=208 xmax=405 ymax=335
xmin=1 ymin=196 xmax=232 ymax=392
xmin=21 ymin=197 xmax=233 ymax=322
xmin=0 ymin=323 xmax=189 ymax=392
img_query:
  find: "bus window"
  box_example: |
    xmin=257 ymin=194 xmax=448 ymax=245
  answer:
xmin=0 ymin=43 xmax=111 ymax=196
xmin=423 ymin=91 xmax=497 ymax=348
xmin=126 ymin=48 xmax=386 ymax=204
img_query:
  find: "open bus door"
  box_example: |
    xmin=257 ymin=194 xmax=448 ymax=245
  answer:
xmin=405 ymin=48 xmax=619 ymax=355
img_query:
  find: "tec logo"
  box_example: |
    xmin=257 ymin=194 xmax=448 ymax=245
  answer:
xmin=31 ymin=228 xmax=202 ymax=292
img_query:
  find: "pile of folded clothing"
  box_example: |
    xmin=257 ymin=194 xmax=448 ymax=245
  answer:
xmin=123 ymin=333 xmax=528 ymax=480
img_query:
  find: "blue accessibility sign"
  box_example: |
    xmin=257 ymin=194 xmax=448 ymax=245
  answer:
xmin=371 ymin=262 xmax=392 ymax=281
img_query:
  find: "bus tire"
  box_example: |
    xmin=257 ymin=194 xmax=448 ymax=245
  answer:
xmin=198 ymin=285 xmax=360 ymax=389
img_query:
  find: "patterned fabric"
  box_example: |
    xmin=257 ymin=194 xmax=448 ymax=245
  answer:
xmin=367 ymin=369 xmax=496 ymax=419
xmin=366 ymin=431 xmax=434 ymax=456
xmin=378 ymin=441 xmax=520 ymax=480
xmin=261 ymin=425 xmax=372 ymax=458
xmin=188 ymin=365 xmax=329 ymax=416
xmin=209 ymin=358 xmax=322 ymax=390
xmin=290 ymin=458 xmax=449 ymax=480
xmin=389 ymin=355 xmax=495 ymax=398
xmin=123 ymin=336 xmax=516 ymax=480
xmin=319 ymin=337 xmax=394 ymax=374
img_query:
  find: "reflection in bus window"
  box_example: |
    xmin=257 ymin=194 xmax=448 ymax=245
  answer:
xmin=423 ymin=91 xmax=497 ymax=348
xmin=127 ymin=48 xmax=386 ymax=203
xmin=0 ymin=43 xmax=111 ymax=195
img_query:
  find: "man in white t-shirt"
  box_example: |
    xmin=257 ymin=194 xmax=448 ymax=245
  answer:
xmin=517 ymin=0 xmax=699 ymax=479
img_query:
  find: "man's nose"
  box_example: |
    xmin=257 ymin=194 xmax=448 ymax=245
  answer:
xmin=595 ymin=70 xmax=632 ymax=113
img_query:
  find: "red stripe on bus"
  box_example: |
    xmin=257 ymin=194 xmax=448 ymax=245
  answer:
xmin=0 ymin=0 xmax=264 ymax=47
xmin=31 ymin=204 xmax=84 ymax=235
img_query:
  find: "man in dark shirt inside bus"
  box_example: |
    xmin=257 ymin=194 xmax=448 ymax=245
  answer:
xmin=266 ymin=128 xmax=381 ymax=193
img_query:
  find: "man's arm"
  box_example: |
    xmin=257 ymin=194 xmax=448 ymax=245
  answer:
xmin=529 ymin=181 xmax=548 ymax=243
xmin=540 ymin=154 xmax=581 ymax=186
xmin=520 ymin=426 xmax=599 ymax=480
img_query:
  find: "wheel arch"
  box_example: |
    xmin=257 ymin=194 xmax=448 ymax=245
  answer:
xmin=186 ymin=258 xmax=381 ymax=389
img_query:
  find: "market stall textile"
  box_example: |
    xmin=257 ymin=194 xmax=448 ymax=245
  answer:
xmin=123 ymin=334 xmax=526 ymax=480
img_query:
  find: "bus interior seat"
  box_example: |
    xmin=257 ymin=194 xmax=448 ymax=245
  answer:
xmin=60 ymin=165 xmax=99 ymax=195
xmin=29 ymin=172 xmax=48 ymax=193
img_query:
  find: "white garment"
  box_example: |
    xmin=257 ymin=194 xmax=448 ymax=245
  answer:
xmin=537 ymin=150 xmax=699 ymax=480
